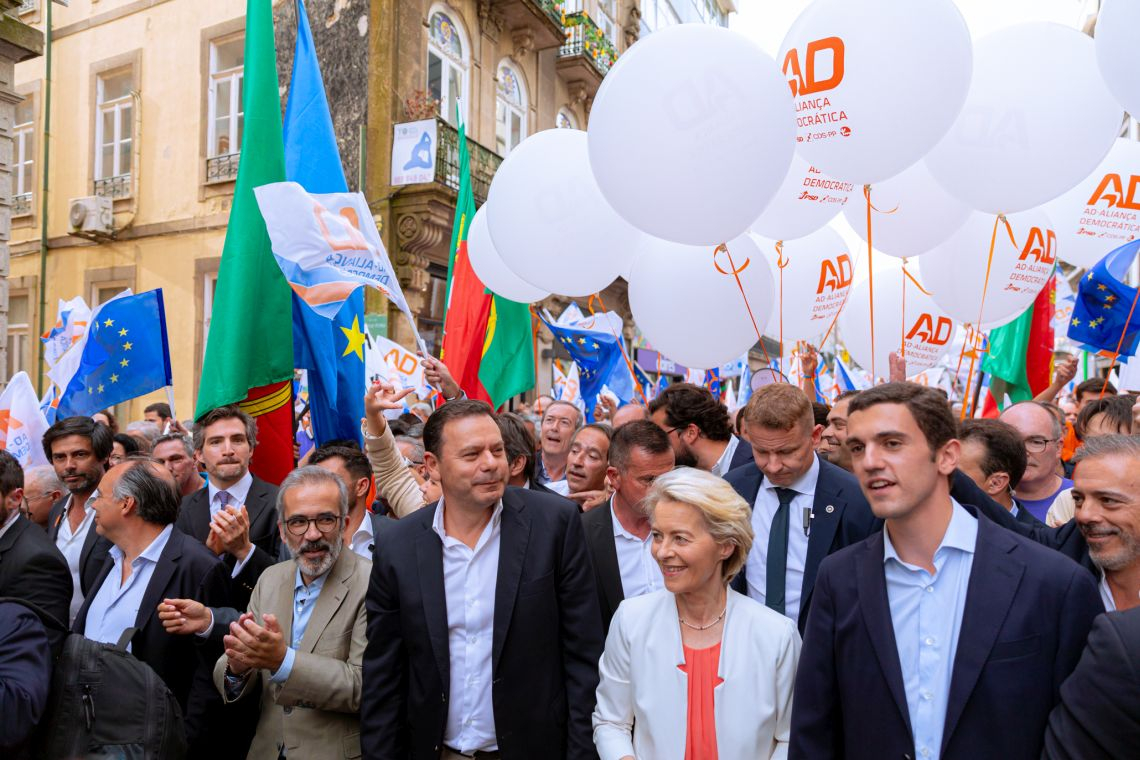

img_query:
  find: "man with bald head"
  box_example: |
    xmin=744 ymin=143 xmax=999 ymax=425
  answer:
xmin=610 ymin=403 xmax=648 ymax=429
xmin=73 ymin=457 xmax=232 ymax=753
xmin=999 ymin=401 xmax=1072 ymax=523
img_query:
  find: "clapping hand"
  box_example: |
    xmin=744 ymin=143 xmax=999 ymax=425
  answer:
xmin=224 ymin=613 xmax=287 ymax=675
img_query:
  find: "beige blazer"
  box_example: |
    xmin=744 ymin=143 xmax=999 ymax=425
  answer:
xmin=213 ymin=549 xmax=369 ymax=759
xmin=364 ymin=424 xmax=425 ymax=518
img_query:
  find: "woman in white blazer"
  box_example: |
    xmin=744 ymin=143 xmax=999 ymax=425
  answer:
xmin=593 ymin=467 xmax=801 ymax=760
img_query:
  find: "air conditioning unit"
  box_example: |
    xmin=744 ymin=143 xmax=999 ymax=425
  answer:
xmin=68 ymin=196 xmax=114 ymax=236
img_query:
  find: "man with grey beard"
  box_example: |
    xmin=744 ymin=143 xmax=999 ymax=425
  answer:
xmin=1070 ymin=435 xmax=1140 ymax=612
xmin=211 ymin=466 xmax=369 ymax=759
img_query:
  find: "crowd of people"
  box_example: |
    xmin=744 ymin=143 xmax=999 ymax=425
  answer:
xmin=1 ymin=355 xmax=1138 ymax=760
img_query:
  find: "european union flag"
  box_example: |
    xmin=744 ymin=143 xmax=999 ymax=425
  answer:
xmin=55 ymin=290 xmax=172 ymax=418
xmin=540 ymin=314 xmax=622 ymax=421
xmin=1067 ymin=239 xmax=1140 ymax=357
xmin=285 ymin=0 xmax=364 ymax=446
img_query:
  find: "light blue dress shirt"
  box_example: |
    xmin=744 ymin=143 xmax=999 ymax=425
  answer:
xmin=268 ymin=566 xmax=330 ymax=684
xmin=883 ymin=500 xmax=978 ymax=760
xmin=83 ymin=524 xmax=174 ymax=652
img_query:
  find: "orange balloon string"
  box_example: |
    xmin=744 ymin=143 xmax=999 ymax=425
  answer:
xmin=1099 ymin=279 xmax=1140 ymax=400
xmin=590 ymin=292 xmax=649 ymax=407
xmin=777 ymin=240 xmax=789 ymax=372
xmin=714 ymin=243 xmax=775 ymax=368
xmin=864 ymin=185 xmax=877 ymax=381
xmin=960 ymin=215 xmax=1017 ymax=419
xmin=529 ymin=305 xmax=541 ymax=396
xmin=901 ymin=258 xmax=908 ymax=361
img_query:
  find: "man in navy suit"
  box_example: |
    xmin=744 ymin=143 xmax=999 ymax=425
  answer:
xmin=727 ymin=383 xmax=877 ymax=632
xmin=362 ymin=400 xmax=604 ymax=759
xmin=790 ymin=383 xmax=1101 ymax=760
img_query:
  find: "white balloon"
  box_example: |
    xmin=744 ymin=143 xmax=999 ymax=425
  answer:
xmin=588 ymin=24 xmax=795 ymax=246
xmin=628 ymin=234 xmax=774 ymax=369
xmin=751 ymin=154 xmax=854 ymax=241
xmin=839 ymin=263 xmax=956 ymax=378
xmin=467 ymin=206 xmax=549 ymax=303
xmin=918 ymin=210 xmax=1056 ymax=328
xmin=1096 ymin=0 xmax=1140 ymax=118
xmin=1042 ymin=138 xmax=1140 ymax=269
xmin=778 ymin=0 xmax=972 ymax=185
xmin=926 ymin=23 xmax=1124 ymax=214
xmin=755 ymin=227 xmax=852 ymax=344
xmin=840 ymin=161 xmax=970 ymax=259
xmin=486 ymin=129 xmax=639 ymax=298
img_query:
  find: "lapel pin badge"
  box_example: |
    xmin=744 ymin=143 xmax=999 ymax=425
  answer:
xmin=825 ymin=505 xmax=835 ymax=514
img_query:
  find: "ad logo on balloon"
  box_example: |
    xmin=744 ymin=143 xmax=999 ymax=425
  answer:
xmin=1018 ymin=227 xmax=1057 ymax=266
xmin=816 ymin=253 xmax=853 ymax=295
xmin=905 ymin=314 xmax=953 ymax=347
xmin=1086 ymin=173 xmax=1140 ymax=212
xmin=784 ymin=37 xmax=848 ymax=140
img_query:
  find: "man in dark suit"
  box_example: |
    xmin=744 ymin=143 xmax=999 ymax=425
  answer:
xmin=311 ymin=444 xmax=397 ymax=559
xmin=1044 ymin=607 xmax=1140 ymax=759
xmin=957 ymin=419 xmax=1045 ymax=527
xmin=582 ymin=420 xmax=675 ymax=632
xmin=0 ymin=600 xmax=53 ymax=756
xmin=175 ymin=405 xmax=281 ymax=611
xmin=363 ymin=400 xmax=604 ymax=760
xmin=790 ymin=383 xmax=1102 ymax=760
xmin=727 ymin=383 xmax=877 ymax=632
xmin=73 ymin=457 xmax=233 ymax=755
xmin=0 ymin=450 xmax=72 ymax=652
xmin=649 ymin=382 xmax=753 ymax=476
xmin=43 ymin=416 xmax=114 ymax=623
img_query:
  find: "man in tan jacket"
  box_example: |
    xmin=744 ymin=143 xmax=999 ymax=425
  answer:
xmin=212 ymin=465 xmax=369 ymax=759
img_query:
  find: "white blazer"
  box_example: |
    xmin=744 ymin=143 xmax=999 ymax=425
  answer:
xmin=592 ymin=588 xmax=800 ymax=760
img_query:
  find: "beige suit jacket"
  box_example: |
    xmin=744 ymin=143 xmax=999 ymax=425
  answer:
xmin=213 ymin=549 xmax=369 ymax=759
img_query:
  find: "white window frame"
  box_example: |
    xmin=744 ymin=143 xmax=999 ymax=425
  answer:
xmin=94 ymin=69 xmax=133 ymax=181
xmin=597 ymin=1 xmax=619 ymax=46
xmin=426 ymin=5 xmax=470 ymax=126
xmin=207 ymin=34 xmax=244 ymax=159
xmin=5 ymin=292 xmax=30 ymax=379
xmin=203 ymin=271 xmax=218 ymax=360
xmin=13 ymin=98 xmax=34 ymax=202
xmin=556 ymin=107 xmax=578 ymax=130
xmin=495 ymin=60 xmax=528 ymax=156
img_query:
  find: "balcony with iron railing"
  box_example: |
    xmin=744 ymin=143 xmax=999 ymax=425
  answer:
xmin=434 ymin=117 xmax=503 ymax=206
xmin=12 ymin=192 xmax=31 ymax=217
xmin=558 ymin=12 xmax=618 ymax=79
xmin=94 ymin=174 xmax=131 ymax=200
xmin=497 ymin=0 xmax=566 ymax=51
xmin=206 ymin=153 xmax=240 ymax=184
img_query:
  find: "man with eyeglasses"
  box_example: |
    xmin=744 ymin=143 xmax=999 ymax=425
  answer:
xmin=999 ymin=402 xmax=1072 ymax=523
xmin=211 ymin=465 xmax=369 ymax=759
xmin=535 ymin=400 xmax=583 ymax=495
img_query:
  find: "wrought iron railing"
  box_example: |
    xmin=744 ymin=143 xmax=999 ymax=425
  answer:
xmin=434 ymin=118 xmax=502 ymax=205
xmin=536 ymin=0 xmax=564 ymax=28
xmin=206 ymin=153 xmax=240 ymax=183
xmin=559 ymin=12 xmax=617 ymax=76
xmin=12 ymin=192 xmax=31 ymax=217
xmin=16 ymin=0 xmax=37 ymax=14
xmin=94 ymin=174 xmax=131 ymax=200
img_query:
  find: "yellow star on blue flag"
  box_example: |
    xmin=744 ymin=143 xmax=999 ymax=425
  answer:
xmin=340 ymin=315 xmax=367 ymax=361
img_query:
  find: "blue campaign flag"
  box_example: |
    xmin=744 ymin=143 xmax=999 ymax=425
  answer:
xmin=737 ymin=363 xmax=753 ymax=408
xmin=703 ymin=368 xmax=722 ymax=401
xmin=285 ymin=0 xmax=364 ymax=446
xmin=55 ymin=291 xmax=172 ymax=418
xmin=1067 ymin=239 xmax=1140 ymax=357
xmin=540 ymin=314 xmax=623 ymax=421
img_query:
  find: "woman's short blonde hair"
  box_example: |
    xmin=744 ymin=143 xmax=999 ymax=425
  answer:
xmin=643 ymin=467 xmax=754 ymax=583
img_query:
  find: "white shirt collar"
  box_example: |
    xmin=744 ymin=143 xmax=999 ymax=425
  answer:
xmin=0 ymin=509 xmax=19 ymax=540
xmin=712 ymin=436 xmax=741 ymax=477
xmin=764 ymin=453 xmax=821 ymax=497
xmin=208 ymin=469 xmax=253 ymax=506
xmin=1099 ymin=574 xmax=1119 ymax=612
xmin=65 ymin=491 xmax=98 ymax=517
xmin=431 ymin=495 xmax=504 ymax=547
xmin=351 ymin=512 xmax=374 ymax=544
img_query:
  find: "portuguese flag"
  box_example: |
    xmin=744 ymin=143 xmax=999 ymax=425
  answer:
xmin=980 ymin=276 xmax=1056 ymax=416
xmin=196 ymin=0 xmax=294 ymax=484
xmin=440 ymin=115 xmax=534 ymax=408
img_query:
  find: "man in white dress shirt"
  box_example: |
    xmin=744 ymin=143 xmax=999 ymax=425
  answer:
xmin=648 ymin=382 xmax=752 ymax=476
xmin=43 ymin=416 xmax=114 ymax=623
xmin=310 ymin=444 xmax=393 ymax=560
xmin=363 ymin=399 xmax=603 ymax=759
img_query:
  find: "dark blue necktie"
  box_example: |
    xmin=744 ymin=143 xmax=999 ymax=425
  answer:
xmin=766 ymin=487 xmax=797 ymax=616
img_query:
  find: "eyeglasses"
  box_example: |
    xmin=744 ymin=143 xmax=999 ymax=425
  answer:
xmin=1024 ymin=436 xmax=1059 ymax=454
xmin=283 ymin=513 xmax=341 ymax=536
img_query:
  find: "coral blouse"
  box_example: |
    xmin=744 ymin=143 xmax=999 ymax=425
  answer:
xmin=680 ymin=642 xmax=723 ymax=760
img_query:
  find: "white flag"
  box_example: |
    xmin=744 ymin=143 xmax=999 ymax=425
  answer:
xmin=366 ymin=333 xmax=431 ymax=398
xmin=0 ymin=372 xmax=51 ymax=467
xmin=42 ymin=296 xmax=92 ymax=368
